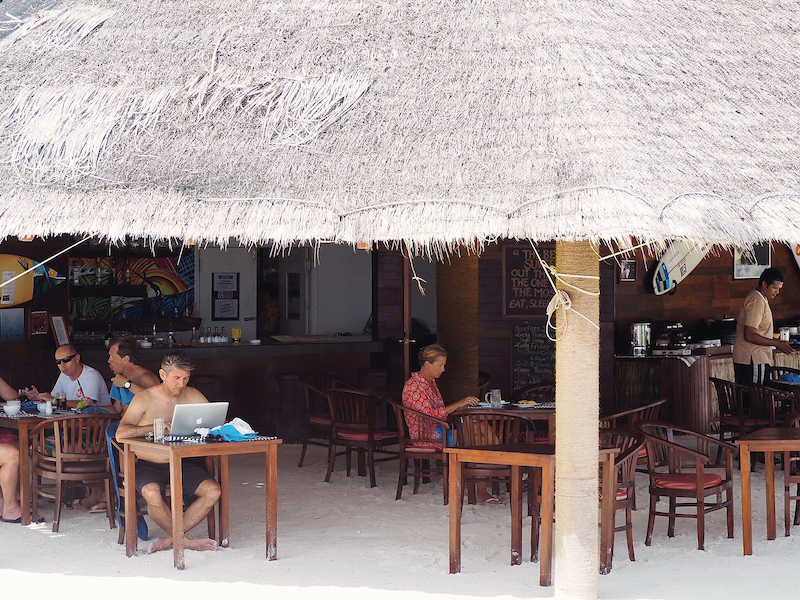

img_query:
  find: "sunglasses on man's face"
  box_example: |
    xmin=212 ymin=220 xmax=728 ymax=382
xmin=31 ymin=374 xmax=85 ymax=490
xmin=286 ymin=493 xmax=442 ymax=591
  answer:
xmin=54 ymin=354 xmax=77 ymax=365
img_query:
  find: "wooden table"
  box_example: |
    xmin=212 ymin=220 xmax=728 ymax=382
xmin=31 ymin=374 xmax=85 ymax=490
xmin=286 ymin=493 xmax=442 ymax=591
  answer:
xmin=122 ymin=436 xmax=282 ymax=569
xmin=454 ymin=405 xmax=556 ymax=443
xmin=736 ymin=428 xmax=800 ymax=555
xmin=445 ymin=443 xmax=555 ymax=586
xmin=0 ymin=410 xmax=72 ymax=526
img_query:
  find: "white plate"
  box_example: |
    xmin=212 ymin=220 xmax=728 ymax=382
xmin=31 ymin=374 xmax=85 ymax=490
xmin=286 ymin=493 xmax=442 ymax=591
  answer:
xmin=249 ymin=339 xmax=262 ymax=345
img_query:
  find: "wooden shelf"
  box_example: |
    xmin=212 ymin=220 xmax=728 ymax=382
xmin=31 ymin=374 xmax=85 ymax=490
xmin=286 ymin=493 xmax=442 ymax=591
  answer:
xmin=69 ymin=285 xmax=148 ymax=298
xmin=71 ymin=317 xmax=202 ymax=332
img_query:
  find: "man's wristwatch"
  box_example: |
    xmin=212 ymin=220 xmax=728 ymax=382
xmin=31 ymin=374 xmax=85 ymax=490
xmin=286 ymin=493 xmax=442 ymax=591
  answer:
xmin=123 ymin=380 xmax=132 ymax=389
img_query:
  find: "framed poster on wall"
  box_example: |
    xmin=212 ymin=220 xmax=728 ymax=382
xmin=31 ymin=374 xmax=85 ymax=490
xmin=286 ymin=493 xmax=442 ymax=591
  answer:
xmin=50 ymin=313 xmax=71 ymax=345
xmin=212 ymin=272 xmax=239 ymax=320
xmin=733 ymin=243 xmax=771 ymax=279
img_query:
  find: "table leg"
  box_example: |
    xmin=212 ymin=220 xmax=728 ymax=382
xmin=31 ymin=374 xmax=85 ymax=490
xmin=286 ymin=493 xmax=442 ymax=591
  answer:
xmin=741 ymin=445 xmax=752 ymax=556
xmin=448 ymin=454 xmax=463 ymax=574
xmin=123 ymin=444 xmax=137 ymax=557
xmin=599 ymin=455 xmax=615 ymax=574
xmin=765 ymin=450 xmax=776 ymax=541
xmin=539 ymin=460 xmax=554 ymax=587
xmin=511 ymin=465 xmax=522 ymax=566
xmin=219 ymin=454 xmax=230 ymax=548
xmin=266 ymin=446 xmax=278 ymax=560
xmin=18 ymin=424 xmax=31 ymax=526
xmin=170 ymin=456 xmax=185 ymax=570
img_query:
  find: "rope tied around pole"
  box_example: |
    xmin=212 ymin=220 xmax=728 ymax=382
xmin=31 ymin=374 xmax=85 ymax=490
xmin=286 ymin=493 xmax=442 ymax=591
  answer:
xmin=529 ymin=241 xmax=600 ymax=342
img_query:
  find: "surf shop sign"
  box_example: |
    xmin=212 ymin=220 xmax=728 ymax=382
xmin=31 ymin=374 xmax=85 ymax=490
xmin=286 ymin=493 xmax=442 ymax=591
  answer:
xmin=502 ymin=245 xmax=554 ymax=318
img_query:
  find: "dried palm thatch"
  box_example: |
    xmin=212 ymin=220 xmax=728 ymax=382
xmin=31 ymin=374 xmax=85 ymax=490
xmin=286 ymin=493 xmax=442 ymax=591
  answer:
xmin=1 ymin=0 xmax=800 ymax=251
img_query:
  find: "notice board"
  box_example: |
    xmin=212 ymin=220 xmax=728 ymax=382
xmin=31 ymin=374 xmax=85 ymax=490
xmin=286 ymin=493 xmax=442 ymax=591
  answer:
xmin=511 ymin=321 xmax=555 ymax=392
xmin=502 ymin=244 xmax=555 ymax=318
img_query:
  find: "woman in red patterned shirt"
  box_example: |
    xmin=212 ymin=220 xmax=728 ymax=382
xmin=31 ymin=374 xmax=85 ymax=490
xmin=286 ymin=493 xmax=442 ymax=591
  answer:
xmin=402 ymin=344 xmax=479 ymax=447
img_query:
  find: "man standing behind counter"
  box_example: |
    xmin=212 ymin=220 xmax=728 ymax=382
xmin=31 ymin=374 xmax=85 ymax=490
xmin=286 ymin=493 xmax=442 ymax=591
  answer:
xmin=733 ymin=267 xmax=796 ymax=385
xmin=116 ymin=353 xmax=220 ymax=554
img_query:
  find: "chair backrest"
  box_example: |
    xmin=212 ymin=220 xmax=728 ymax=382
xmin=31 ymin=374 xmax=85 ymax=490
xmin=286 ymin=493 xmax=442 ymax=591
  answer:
xmin=510 ymin=381 xmax=555 ymax=403
xmin=784 ymin=412 xmax=800 ymax=428
xmin=327 ymin=388 xmax=376 ymax=431
xmin=389 ymin=400 xmax=447 ymax=451
xmin=31 ymin=414 xmax=116 ymax=462
xmin=599 ymin=428 xmax=646 ymax=490
xmin=769 ymin=366 xmax=800 ymax=381
xmin=748 ymin=382 xmax=793 ymax=424
xmin=301 ymin=373 xmax=354 ymax=416
xmin=635 ymin=421 xmax=686 ymax=473
xmin=450 ymin=411 xmax=534 ymax=447
xmin=709 ymin=378 xmax=748 ymax=417
xmin=600 ymin=399 xmax=667 ymax=429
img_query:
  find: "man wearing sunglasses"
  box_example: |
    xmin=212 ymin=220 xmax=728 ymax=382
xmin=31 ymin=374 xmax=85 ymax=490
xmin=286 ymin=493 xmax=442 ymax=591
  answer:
xmin=28 ymin=344 xmax=111 ymax=410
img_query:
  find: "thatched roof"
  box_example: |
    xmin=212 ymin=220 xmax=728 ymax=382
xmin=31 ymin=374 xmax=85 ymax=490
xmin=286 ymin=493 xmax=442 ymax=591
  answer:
xmin=1 ymin=0 xmax=800 ymax=251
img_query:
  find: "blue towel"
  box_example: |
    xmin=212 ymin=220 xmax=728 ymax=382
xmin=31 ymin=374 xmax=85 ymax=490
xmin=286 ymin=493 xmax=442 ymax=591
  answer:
xmin=779 ymin=372 xmax=800 ymax=382
xmin=214 ymin=423 xmax=258 ymax=442
xmin=21 ymin=400 xmax=37 ymax=411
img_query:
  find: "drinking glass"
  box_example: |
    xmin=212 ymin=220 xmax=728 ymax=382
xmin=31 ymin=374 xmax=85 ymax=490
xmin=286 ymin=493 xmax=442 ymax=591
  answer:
xmin=153 ymin=417 xmax=165 ymax=442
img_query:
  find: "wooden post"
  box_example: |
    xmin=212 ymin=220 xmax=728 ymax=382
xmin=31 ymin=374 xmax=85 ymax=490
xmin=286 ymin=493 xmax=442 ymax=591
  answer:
xmin=554 ymin=241 xmax=600 ymax=598
xmin=436 ymin=254 xmax=479 ymax=401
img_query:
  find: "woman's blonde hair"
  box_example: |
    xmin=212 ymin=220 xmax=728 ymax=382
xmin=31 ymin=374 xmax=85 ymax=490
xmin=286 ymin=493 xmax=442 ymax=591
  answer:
xmin=418 ymin=344 xmax=447 ymax=368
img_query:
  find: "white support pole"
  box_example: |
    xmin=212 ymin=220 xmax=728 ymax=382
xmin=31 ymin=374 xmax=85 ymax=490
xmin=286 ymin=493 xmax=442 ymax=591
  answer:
xmin=554 ymin=240 xmax=600 ymax=599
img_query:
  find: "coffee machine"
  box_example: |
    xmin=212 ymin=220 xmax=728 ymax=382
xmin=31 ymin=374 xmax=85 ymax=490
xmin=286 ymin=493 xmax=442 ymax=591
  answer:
xmin=652 ymin=321 xmax=692 ymax=355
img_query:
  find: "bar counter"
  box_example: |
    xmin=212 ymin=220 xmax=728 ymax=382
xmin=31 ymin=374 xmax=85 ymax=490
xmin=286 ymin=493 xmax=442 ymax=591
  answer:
xmin=78 ymin=336 xmax=386 ymax=442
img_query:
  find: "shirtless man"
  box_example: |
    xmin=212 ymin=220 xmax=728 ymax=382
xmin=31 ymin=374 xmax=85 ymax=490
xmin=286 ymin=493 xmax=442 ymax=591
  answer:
xmin=116 ymin=353 xmax=220 ymax=554
xmin=108 ymin=338 xmax=159 ymax=416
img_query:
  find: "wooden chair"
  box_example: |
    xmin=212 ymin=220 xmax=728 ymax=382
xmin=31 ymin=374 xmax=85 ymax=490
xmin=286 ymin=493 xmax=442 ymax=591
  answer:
xmin=635 ymin=421 xmax=736 ymax=550
xmin=389 ymin=400 xmax=449 ymax=503
xmin=749 ymin=382 xmax=795 ymax=428
xmin=449 ymin=411 xmax=535 ymax=504
xmin=477 ymin=371 xmax=493 ymax=400
xmin=325 ymin=388 xmax=399 ymax=488
xmin=710 ymin=377 xmax=767 ymax=464
xmin=599 ymin=399 xmax=667 ymax=429
xmin=510 ymin=381 xmax=555 ymax=404
xmin=782 ymin=412 xmax=800 ymax=536
xmin=30 ymin=414 xmax=116 ymax=532
xmin=110 ymin=438 xmax=216 ymax=544
xmin=598 ymin=428 xmax=646 ymax=574
xmin=769 ymin=366 xmax=800 ymax=381
xmin=297 ymin=373 xmax=355 ymax=468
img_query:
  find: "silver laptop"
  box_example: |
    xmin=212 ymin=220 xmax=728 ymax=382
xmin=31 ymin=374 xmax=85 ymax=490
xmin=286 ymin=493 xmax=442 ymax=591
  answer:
xmin=169 ymin=402 xmax=229 ymax=436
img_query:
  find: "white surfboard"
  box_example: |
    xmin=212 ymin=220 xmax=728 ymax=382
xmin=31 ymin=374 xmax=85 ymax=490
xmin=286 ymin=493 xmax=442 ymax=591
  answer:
xmin=652 ymin=240 xmax=712 ymax=295
xmin=791 ymin=244 xmax=800 ymax=271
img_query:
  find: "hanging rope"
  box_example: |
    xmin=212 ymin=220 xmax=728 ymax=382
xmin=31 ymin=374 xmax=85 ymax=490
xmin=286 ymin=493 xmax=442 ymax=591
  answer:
xmin=0 ymin=235 xmax=91 ymax=289
xmin=529 ymin=242 xmax=600 ymax=342
xmin=401 ymin=244 xmax=427 ymax=296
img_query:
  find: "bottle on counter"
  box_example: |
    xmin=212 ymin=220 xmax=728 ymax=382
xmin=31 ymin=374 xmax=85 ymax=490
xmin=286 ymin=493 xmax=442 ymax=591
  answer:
xmin=104 ymin=325 xmax=114 ymax=348
xmin=221 ymin=327 xmax=228 ymax=343
xmin=199 ymin=327 xmax=206 ymax=343
xmin=190 ymin=326 xmax=198 ymax=344
xmin=213 ymin=327 xmax=220 ymax=343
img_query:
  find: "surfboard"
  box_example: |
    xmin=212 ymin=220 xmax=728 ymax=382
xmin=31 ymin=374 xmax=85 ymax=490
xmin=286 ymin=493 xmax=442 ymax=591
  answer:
xmin=0 ymin=254 xmax=66 ymax=307
xmin=791 ymin=244 xmax=800 ymax=272
xmin=652 ymin=240 xmax=712 ymax=295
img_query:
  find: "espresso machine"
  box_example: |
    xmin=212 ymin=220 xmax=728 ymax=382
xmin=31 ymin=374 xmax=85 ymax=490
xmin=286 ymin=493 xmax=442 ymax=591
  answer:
xmin=652 ymin=321 xmax=692 ymax=355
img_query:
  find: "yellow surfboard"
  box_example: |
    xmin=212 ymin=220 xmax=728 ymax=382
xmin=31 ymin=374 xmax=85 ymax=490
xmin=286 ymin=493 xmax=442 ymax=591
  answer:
xmin=0 ymin=254 xmax=66 ymax=307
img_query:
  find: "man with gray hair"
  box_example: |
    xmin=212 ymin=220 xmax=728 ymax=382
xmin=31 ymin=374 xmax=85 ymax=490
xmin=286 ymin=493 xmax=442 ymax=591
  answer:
xmin=116 ymin=353 xmax=220 ymax=554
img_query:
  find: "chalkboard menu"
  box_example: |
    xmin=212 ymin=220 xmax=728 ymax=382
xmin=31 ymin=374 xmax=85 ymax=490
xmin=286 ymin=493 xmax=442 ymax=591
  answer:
xmin=511 ymin=321 xmax=555 ymax=392
xmin=502 ymin=244 xmax=555 ymax=318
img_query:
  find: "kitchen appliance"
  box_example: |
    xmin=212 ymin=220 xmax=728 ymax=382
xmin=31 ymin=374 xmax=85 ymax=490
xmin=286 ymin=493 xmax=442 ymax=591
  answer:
xmin=652 ymin=321 xmax=692 ymax=356
xmin=630 ymin=322 xmax=652 ymax=356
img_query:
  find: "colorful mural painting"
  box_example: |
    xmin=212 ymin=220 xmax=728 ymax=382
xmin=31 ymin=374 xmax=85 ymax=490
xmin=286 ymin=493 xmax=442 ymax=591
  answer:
xmin=69 ymin=254 xmax=194 ymax=323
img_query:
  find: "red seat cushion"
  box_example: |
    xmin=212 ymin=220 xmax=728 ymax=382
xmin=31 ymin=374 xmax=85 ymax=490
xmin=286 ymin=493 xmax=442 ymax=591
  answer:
xmin=309 ymin=415 xmax=332 ymax=426
xmin=637 ymin=447 xmax=648 ymax=458
xmin=616 ymin=489 xmax=629 ymax=500
xmin=653 ymin=473 xmax=723 ymax=490
xmin=337 ymin=430 xmax=397 ymax=442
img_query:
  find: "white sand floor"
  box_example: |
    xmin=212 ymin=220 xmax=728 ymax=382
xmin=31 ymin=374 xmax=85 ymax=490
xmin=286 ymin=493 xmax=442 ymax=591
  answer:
xmin=1 ymin=444 xmax=799 ymax=599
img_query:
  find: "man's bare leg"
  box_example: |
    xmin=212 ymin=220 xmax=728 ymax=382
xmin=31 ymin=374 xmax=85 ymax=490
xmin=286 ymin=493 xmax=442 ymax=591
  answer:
xmin=140 ymin=479 xmax=220 ymax=553
xmin=0 ymin=443 xmax=21 ymax=522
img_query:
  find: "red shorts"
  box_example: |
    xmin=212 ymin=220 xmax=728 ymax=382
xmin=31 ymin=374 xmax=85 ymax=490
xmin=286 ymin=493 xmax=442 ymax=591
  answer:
xmin=0 ymin=428 xmax=17 ymax=445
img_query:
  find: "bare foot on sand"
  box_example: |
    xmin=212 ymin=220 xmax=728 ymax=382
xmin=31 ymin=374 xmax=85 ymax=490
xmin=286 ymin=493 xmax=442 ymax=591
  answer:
xmin=147 ymin=535 xmax=218 ymax=553
xmin=185 ymin=537 xmax=218 ymax=552
xmin=147 ymin=536 xmax=173 ymax=554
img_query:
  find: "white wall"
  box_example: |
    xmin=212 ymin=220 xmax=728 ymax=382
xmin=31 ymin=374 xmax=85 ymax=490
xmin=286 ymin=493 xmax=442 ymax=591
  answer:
xmin=310 ymin=244 xmax=372 ymax=336
xmin=195 ymin=243 xmax=258 ymax=340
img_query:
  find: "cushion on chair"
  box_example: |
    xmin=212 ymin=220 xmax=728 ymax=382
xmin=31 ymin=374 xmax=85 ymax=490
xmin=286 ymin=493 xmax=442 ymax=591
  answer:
xmin=637 ymin=447 xmax=648 ymax=458
xmin=337 ymin=430 xmax=397 ymax=442
xmin=309 ymin=415 xmax=332 ymax=426
xmin=653 ymin=473 xmax=723 ymax=490
xmin=616 ymin=489 xmax=629 ymax=500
